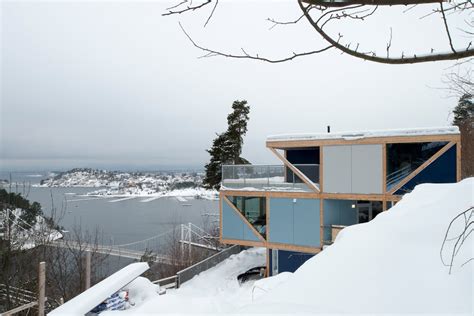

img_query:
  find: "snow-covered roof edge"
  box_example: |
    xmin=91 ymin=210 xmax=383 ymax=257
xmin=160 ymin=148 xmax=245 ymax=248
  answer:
xmin=267 ymin=126 xmax=460 ymax=142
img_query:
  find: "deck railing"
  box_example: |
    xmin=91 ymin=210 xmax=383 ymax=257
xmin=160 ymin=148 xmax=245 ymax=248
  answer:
xmin=221 ymin=164 xmax=319 ymax=191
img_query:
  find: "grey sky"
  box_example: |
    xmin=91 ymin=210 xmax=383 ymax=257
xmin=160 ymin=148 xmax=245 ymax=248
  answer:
xmin=0 ymin=0 xmax=469 ymax=171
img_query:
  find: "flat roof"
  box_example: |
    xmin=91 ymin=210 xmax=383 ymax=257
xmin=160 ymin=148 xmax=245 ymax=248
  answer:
xmin=267 ymin=126 xmax=460 ymax=143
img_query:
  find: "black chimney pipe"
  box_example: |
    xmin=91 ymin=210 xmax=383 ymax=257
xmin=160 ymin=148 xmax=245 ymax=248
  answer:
xmin=327 ymin=125 xmax=331 ymax=133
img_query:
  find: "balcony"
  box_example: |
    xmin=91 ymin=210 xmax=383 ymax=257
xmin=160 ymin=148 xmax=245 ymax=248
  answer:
xmin=221 ymin=164 xmax=319 ymax=192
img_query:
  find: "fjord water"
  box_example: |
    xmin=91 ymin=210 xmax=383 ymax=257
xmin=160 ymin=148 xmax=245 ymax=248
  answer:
xmin=1 ymin=172 xmax=219 ymax=245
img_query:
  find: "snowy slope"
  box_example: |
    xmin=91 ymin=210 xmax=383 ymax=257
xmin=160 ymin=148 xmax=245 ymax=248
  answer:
xmin=247 ymin=178 xmax=473 ymax=314
xmin=103 ymin=248 xmax=266 ymax=314
xmin=104 ymin=179 xmax=473 ymax=315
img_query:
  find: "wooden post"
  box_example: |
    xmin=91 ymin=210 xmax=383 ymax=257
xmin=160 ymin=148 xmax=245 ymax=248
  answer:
xmin=85 ymin=250 xmax=91 ymax=290
xmin=188 ymin=222 xmax=192 ymax=260
xmin=38 ymin=261 xmax=45 ymax=316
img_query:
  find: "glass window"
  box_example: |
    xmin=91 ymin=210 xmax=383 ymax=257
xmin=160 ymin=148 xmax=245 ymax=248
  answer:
xmin=229 ymin=196 xmax=266 ymax=238
xmin=386 ymin=142 xmax=448 ymax=190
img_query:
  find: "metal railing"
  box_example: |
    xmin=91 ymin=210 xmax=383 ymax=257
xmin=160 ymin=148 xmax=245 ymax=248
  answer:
xmin=152 ymin=245 xmax=243 ymax=289
xmin=221 ymin=164 xmax=319 ymax=191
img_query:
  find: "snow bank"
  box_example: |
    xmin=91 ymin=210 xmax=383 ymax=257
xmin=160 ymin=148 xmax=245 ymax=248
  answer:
xmin=246 ymin=178 xmax=473 ymax=314
xmin=124 ymin=277 xmax=160 ymax=307
xmin=103 ymin=248 xmax=266 ymax=314
xmin=267 ymin=126 xmax=459 ymax=142
xmin=49 ymin=263 xmax=150 ymax=315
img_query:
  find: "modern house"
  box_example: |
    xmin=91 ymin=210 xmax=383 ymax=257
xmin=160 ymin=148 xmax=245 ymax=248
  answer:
xmin=219 ymin=127 xmax=461 ymax=276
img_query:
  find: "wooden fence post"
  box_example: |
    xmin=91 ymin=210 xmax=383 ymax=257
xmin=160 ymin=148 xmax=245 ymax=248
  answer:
xmin=38 ymin=261 xmax=45 ymax=316
xmin=85 ymin=250 xmax=91 ymax=290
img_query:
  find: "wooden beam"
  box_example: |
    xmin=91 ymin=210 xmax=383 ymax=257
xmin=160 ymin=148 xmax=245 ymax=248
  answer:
xmin=266 ymin=248 xmax=270 ymax=277
xmin=382 ymin=144 xmax=387 ymax=193
xmin=269 ymin=147 xmax=320 ymax=193
xmin=266 ymin=134 xmax=460 ymax=149
xmin=266 ymin=196 xmax=270 ymax=245
xmin=265 ymin=242 xmax=321 ymax=254
xmin=388 ymin=142 xmax=456 ymax=195
xmin=219 ymin=191 xmax=223 ymax=244
xmin=222 ymin=189 xmax=404 ymax=201
xmin=221 ymin=190 xmax=268 ymax=197
xmin=221 ymin=238 xmax=265 ymax=248
xmin=320 ymin=198 xmax=324 ymax=249
xmin=223 ymin=196 xmax=266 ymax=243
xmin=319 ymin=147 xmax=324 ymax=192
xmin=456 ymin=141 xmax=462 ymax=181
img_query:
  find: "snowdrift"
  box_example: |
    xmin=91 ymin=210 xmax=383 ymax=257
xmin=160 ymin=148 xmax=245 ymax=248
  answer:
xmin=247 ymin=179 xmax=473 ymax=314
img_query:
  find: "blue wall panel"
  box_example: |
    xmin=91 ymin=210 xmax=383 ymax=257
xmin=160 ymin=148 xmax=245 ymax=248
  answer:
xmin=222 ymin=200 xmax=262 ymax=242
xmin=293 ymin=199 xmax=320 ymax=247
xmin=323 ymin=199 xmax=357 ymax=241
xmin=269 ymin=198 xmax=294 ymax=244
xmin=395 ymin=145 xmax=457 ymax=194
xmin=277 ymin=250 xmax=314 ymax=274
xmin=243 ymin=222 xmax=261 ymax=241
xmin=222 ymin=200 xmax=243 ymax=240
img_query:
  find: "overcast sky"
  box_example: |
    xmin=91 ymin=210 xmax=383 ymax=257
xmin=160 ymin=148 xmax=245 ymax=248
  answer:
xmin=0 ymin=0 xmax=470 ymax=171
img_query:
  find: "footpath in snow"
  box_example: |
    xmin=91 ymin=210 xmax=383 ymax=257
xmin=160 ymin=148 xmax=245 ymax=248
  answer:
xmin=104 ymin=179 xmax=473 ymax=315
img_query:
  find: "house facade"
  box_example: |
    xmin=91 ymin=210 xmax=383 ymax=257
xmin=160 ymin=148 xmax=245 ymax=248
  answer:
xmin=219 ymin=127 xmax=461 ymax=276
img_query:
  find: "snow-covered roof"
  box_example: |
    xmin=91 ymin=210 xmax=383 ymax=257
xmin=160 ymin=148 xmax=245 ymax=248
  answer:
xmin=267 ymin=126 xmax=459 ymax=142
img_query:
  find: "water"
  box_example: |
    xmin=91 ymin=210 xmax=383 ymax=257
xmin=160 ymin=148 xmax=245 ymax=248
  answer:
xmin=1 ymin=172 xmax=219 ymax=245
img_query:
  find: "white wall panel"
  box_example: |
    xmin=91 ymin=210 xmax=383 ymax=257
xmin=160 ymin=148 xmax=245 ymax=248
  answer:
xmin=323 ymin=145 xmax=351 ymax=193
xmin=351 ymin=144 xmax=383 ymax=194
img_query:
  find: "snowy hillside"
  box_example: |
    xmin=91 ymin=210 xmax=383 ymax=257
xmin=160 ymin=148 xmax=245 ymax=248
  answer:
xmin=247 ymin=178 xmax=473 ymax=314
xmin=105 ymin=179 xmax=473 ymax=314
xmin=33 ymin=168 xmax=218 ymax=199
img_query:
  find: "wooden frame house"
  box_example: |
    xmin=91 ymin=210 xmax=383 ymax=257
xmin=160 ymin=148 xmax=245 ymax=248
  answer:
xmin=219 ymin=127 xmax=461 ymax=276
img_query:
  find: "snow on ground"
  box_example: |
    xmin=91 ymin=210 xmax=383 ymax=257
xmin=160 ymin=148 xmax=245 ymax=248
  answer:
xmin=103 ymin=248 xmax=266 ymax=315
xmin=246 ymin=179 xmax=473 ymax=314
xmin=106 ymin=179 xmax=472 ymax=315
xmin=86 ymin=187 xmax=218 ymax=201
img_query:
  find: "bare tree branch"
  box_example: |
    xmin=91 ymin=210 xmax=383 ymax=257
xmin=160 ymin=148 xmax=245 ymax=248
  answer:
xmin=204 ymin=0 xmax=219 ymax=27
xmin=179 ymin=22 xmax=333 ymax=63
xmin=386 ymin=27 xmax=393 ymax=58
xmin=162 ymin=0 xmax=212 ymax=16
xmin=297 ymin=0 xmax=474 ymax=64
xmin=267 ymin=14 xmax=305 ymax=30
xmin=440 ymin=2 xmax=457 ymax=53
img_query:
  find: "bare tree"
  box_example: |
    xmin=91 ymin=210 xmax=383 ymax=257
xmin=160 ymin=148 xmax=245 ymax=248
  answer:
xmin=440 ymin=206 xmax=473 ymax=274
xmin=164 ymin=0 xmax=473 ymax=64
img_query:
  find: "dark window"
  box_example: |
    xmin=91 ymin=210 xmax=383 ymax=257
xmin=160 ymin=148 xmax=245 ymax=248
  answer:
xmin=386 ymin=142 xmax=448 ymax=190
xmin=285 ymin=148 xmax=320 ymax=183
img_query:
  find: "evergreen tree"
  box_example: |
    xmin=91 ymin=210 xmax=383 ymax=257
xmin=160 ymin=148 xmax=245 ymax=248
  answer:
xmin=203 ymin=100 xmax=251 ymax=189
xmin=452 ymin=93 xmax=473 ymax=126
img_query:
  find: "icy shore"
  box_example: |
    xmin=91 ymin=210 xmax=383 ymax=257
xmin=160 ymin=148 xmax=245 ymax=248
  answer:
xmin=33 ymin=168 xmax=218 ymax=200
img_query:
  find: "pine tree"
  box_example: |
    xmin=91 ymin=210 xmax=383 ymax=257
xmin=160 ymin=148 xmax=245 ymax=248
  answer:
xmin=452 ymin=93 xmax=473 ymax=126
xmin=452 ymin=93 xmax=474 ymax=178
xmin=203 ymin=100 xmax=251 ymax=189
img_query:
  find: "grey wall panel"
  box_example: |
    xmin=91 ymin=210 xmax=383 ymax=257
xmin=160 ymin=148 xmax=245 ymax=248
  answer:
xmin=351 ymin=144 xmax=383 ymax=194
xmin=323 ymin=145 xmax=352 ymax=193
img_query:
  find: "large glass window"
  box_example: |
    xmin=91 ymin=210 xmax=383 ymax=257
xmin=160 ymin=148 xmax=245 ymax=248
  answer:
xmin=229 ymin=196 xmax=266 ymax=238
xmin=286 ymin=148 xmax=320 ymax=183
xmin=386 ymin=142 xmax=448 ymax=190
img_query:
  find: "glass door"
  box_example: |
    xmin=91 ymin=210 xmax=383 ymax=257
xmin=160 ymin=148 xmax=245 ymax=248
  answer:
xmin=357 ymin=202 xmax=372 ymax=223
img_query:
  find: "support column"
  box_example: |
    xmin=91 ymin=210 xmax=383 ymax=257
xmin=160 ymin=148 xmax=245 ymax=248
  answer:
xmin=85 ymin=250 xmax=91 ymax=290
xmin=38 ymin=262 xmax=46 ymax=316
